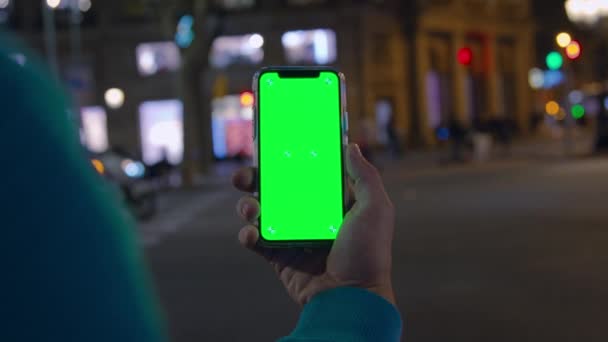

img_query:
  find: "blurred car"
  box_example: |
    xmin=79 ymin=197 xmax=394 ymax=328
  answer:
xmin=89 ymin=150 xmax=157 ymax=220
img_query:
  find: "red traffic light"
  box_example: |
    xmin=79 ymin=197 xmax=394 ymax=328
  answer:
xmin=457 ymin=47 xmax=473 ymax=66
xmin=240 ymin=91 xmax=254 ymax=107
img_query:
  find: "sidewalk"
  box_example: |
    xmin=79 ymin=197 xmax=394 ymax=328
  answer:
xmin=375 ymin=133 xmax=594 ymax=179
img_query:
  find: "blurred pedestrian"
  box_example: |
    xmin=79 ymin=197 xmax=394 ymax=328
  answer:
xmin=530 ymin=110 xmax=543 ymax=135
xmin=149 ymin=148 xmax=174 ymax=189
xmin=448 ymin=116 xmax=467 ymax=162
xmin=494 ymin=117 xmax=514 ymax=157
xmin=386 ymin=113 xmax=403 ymax=158
xmin=375 ymin=99 xmax=402 ymax=159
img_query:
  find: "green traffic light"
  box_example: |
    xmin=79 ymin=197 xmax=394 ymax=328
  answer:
xmin=546 ymin=51 xmax=563 ymax=70
xmin=571 ymin=104 xmax=585 ymax=119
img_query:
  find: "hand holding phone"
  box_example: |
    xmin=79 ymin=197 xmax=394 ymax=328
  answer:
xmin=233 ymin=144 xmax=396 ymax=306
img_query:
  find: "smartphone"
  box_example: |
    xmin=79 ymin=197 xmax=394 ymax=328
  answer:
xmin=253 ymin=67 xmax=348 ymax=247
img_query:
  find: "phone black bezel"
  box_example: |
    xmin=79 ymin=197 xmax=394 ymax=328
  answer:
xmin=253 ymin=66 xmax=348 ymax=248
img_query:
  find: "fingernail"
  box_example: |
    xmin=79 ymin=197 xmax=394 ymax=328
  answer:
xmin=242 ymin=203 xmax=250 ymax=216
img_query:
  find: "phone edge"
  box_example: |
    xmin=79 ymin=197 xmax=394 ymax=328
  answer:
xmin=252 ymin=67 xmax=348 ymax=249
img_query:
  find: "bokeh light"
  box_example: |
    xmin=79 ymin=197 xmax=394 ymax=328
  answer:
xmin=436 ymin=127 xmax=450 ymax=141
xmin=568 ymin=90 xmax=584 ymax=104
xmin=545 ymin=101 xmax=560 ymax=115
xmin=46 ymin=0 xmax=61 ymax=9
xmin=138 ymin=49 xmax=156 ymax=75
xmin=528 ymin=68 xmax=544 ymax=89
xmin=91 ymin=159 xmax=104 ymax=175
xmin=121 ymin=159 xmax=146 ymax=178
xmin=565 ymin=0 xmax=608 ymax=25
xmin=0 ymin=0 xmax=10 ymax=9
xmin=248 ymin=34 xmax=264 ymax=49
xmin=543 ymin=70 xmax=564 ymax=88
xmin=175 ymin=15 xmax=195 ymax=48
xmin=565 ymin=40 xmax=582 ymax=60
xmin=240 ymin=91 xmax=254 ymax=107
xmin=571 ymin=104 xmax=585 ymax=119
xmin=556 ymin=32 xmax=572 ymax=48
xmin=457 ymin=47 xmax=473 ymax=66
xmin=104 ymin=88 xmax=125 ymax=109
xmin=546 ymin=51 xmax=563 ymax=70
xmin=78 ymin=0 xmax=91 ymax=12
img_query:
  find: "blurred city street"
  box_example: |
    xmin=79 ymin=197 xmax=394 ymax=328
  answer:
xmin=143 ymin=147 xmax=608 ymax=342
xmin=5 ymin=0 xmax=608 ymax=341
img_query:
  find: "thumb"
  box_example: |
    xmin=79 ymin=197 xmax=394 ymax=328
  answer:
xmin=345 ymin=144 xmax=384 ymax=204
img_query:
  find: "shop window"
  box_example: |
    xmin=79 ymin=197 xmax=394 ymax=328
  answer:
xmin=139 ymin=100 xmax=184 ymax=165
xmin=209 ymin=33 xmax=264 ymax=68
xmin=81 ymin=106 xmax=109 ymax=153
xmin=281 ymin=29 xmax=337 ymax=65
xmin=136 ymin=42 xmax=181 ymax=76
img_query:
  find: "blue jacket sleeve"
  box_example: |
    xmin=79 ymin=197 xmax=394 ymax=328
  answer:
xmin=280 ymin=287 xmax=403 ymax=342
xmin=1 ymin=35 xmax=167 ymax=342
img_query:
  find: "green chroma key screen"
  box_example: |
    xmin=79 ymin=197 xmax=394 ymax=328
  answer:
xmin=258 ymin=70 xmax=344 ymax=242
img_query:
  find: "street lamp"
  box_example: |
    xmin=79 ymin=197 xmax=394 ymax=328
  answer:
xmin=565 ymin=0 xmax=608 ymax=25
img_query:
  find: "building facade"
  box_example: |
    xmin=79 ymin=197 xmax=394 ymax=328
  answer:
xmin=415 ymin=0 xmax=535 ymax=145
xmin=1 ymin=0 xmax=534 ymax=163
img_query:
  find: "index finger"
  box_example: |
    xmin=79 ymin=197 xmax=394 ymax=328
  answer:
xmin=232 ymin=167 xmax=258 ymax=193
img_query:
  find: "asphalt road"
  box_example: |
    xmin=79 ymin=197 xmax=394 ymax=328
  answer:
xmin=144 ymin=157 xmax=608 ymax=342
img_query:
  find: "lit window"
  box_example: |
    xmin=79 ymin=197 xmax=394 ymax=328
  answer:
xmin=209 ymin=34 xmax=264 ymax=68
xmin=136 ymin=42 xmax=181 ymax=76
xmin=281 ymin=29 xmax=337 ymax=65
xmin=81 ymin=106 xmax=109 ymax=153
xmin=211 ymin=94 xmax=254 ymax=159
xmin=139 ymin=100 xmax=184 ymax=165
xmin=217 ymin=0 xmax=255 ymax=9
